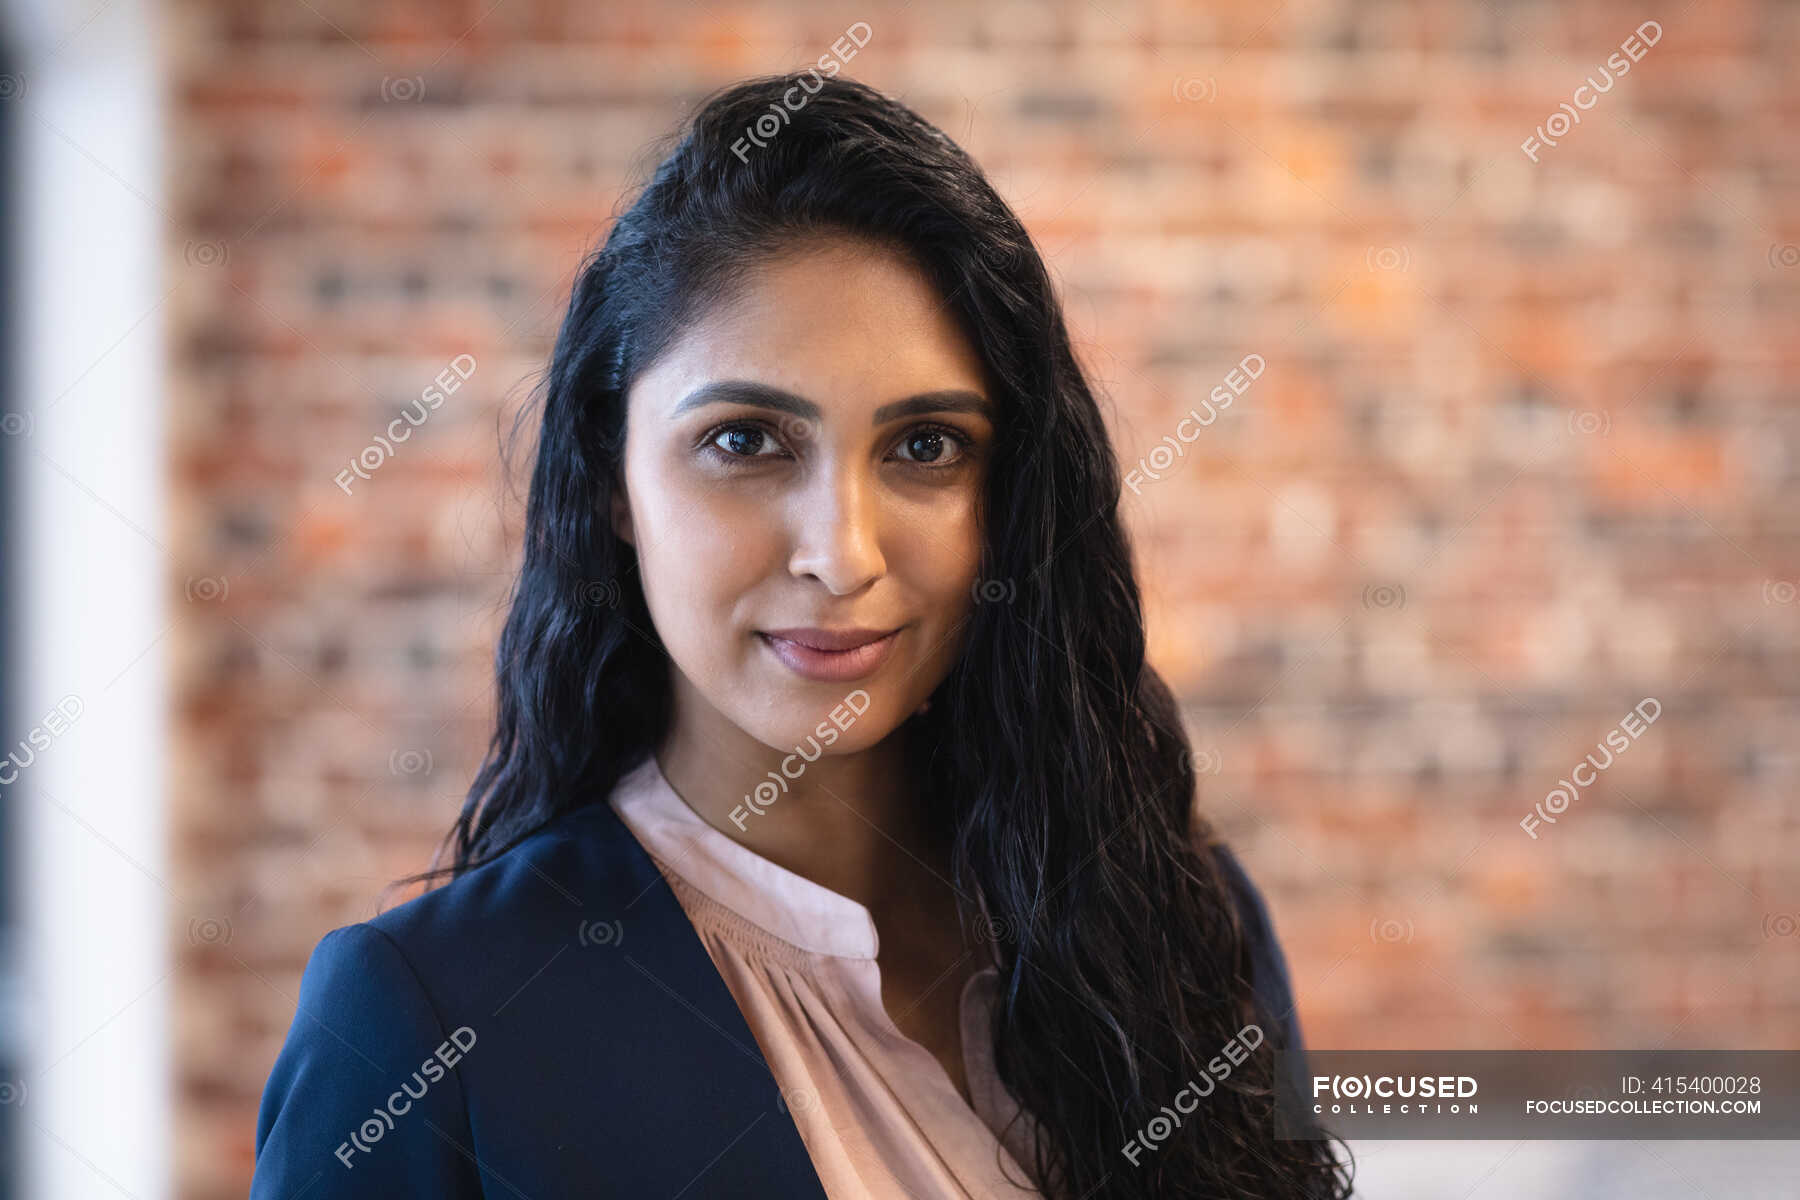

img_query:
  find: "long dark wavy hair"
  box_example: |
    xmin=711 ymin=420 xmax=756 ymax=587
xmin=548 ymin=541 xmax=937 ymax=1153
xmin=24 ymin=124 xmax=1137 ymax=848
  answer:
xmin=393 ymin=72 xmax=1354 ymax=1199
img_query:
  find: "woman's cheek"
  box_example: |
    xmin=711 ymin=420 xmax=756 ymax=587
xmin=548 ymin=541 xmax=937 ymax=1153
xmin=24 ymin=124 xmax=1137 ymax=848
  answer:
xmin=673 ymin=492 xmax=780 ymax=640
xmin=931 ymin=500 xmax=984 ymax=607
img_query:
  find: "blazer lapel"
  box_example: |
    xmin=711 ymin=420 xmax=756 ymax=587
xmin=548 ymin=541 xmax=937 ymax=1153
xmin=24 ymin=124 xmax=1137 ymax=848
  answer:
xmin=588 ymin=797 xmax=830 ymax=1197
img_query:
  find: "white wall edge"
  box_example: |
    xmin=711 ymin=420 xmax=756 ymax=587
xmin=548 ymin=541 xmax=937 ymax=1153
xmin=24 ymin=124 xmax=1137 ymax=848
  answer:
xmin=6 ymin=0 xmax=169 ymax=1195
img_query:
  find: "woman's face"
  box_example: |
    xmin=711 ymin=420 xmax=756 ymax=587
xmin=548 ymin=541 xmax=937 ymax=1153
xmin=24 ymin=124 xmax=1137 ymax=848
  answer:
xmin=612 ymin=236 xmax=995 ymax=756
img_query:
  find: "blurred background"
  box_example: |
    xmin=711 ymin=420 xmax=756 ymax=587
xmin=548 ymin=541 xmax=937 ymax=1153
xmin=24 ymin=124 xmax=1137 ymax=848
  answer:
xmin=3 ymin=0 xmax=1797 ymax=1196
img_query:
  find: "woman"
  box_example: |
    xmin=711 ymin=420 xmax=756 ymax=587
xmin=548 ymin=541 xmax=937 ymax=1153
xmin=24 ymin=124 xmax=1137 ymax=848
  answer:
xmin=251 ymin=73 xmax=1354 ymax=1199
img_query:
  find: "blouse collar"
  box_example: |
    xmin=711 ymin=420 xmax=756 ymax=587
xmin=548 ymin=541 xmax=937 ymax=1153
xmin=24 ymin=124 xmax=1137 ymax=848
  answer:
xmin=609 ymin=753 xmax=885 ymax=960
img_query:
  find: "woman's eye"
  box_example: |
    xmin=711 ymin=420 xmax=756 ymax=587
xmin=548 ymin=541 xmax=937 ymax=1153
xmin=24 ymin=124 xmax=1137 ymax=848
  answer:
xmin=893 ymin=427 xmax=966 ymax=466
xmin=703 ymin=422 xmax=970 ymax=468
xmin=709 ymin=424 xmax=783 ymax=458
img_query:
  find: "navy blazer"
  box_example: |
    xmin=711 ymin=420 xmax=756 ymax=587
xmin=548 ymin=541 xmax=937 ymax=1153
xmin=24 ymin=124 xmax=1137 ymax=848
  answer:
xmin=251 ymin=790 xmax=1305 ymax=1198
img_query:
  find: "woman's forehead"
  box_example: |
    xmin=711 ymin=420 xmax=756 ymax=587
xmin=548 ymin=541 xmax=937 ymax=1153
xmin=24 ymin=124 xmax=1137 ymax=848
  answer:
xmin=633 ymin=241 xmax=990 ymax=422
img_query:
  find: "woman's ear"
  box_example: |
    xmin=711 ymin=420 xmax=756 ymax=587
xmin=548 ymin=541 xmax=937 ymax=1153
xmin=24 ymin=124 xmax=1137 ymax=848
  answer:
xmin=609 ymin=475 xmax=635 ymax=547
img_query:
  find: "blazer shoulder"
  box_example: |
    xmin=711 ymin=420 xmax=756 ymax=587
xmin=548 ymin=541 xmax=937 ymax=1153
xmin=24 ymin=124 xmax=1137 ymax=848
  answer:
xmin=321 ymin=794 xmax=678 ymax=1058
xmin=255 ymin=790 xmax=758 ymax=1198
xmin=361 ymin=797 xmax=651 ymax=967
xmin=252 ymin=922 xmax=483 ymax=1197
xmin=1209 ymin=840 xmax=1305 ymax=1054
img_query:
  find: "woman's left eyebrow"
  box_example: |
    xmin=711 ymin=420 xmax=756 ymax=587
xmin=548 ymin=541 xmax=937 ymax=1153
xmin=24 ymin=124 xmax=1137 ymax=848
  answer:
xmin=671 ymin=379 xmax=992 ymax=425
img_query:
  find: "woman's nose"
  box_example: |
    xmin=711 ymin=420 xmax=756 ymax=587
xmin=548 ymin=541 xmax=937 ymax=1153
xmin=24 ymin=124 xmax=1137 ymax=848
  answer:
xmin=786 ymin=462 xmax=886 ymax=596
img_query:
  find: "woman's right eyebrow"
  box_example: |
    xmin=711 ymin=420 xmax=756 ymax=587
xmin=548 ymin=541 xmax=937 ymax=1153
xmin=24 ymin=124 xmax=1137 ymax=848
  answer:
xmin=672 ymin=380 xmax=820 ymax=422
xmin=671 ymin=379 xmax=992 ymax=425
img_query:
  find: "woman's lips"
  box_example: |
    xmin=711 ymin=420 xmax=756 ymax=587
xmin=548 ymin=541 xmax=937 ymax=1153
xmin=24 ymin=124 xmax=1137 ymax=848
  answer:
xmin=757 ymin=627 xmax=902 ymax=683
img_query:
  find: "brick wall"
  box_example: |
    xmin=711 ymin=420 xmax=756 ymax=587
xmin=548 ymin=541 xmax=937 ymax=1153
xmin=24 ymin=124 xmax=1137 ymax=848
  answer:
xmin=165 ymin=1 xmax=1800 ymax=1195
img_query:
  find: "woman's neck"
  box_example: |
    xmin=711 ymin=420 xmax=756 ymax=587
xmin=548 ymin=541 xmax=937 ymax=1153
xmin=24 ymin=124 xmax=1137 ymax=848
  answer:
xmin=653 ymin=684 xmax=955 ymax=922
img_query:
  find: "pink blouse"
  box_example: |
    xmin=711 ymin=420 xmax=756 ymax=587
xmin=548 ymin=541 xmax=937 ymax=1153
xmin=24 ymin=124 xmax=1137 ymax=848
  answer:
xmin=608 ymin=754 xmax=1044 ymax=1197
